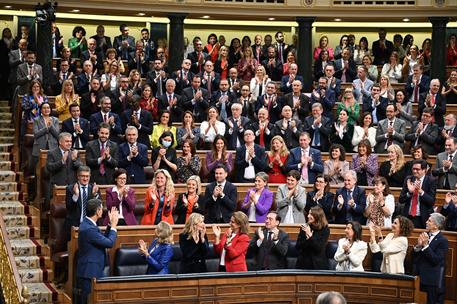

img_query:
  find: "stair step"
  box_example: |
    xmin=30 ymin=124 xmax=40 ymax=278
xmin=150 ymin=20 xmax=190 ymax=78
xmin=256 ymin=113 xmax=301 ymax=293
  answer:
xmin=0 ymin=143 xmax=13 ymax=152
xmin=0 ymin=152 xmax=11 ymax=161
xmin=0 ymin=136 xmax=15 ymax=143
xmin=0 ymin=191 xmax=20 ymax=201
xmin=6 ymin=225 xmax=31 ymax=239
xmin=0 ymin=170 xmax=16 ymax=182
xmin=0 ymin=128 xmax=14 ymax=136
xmin=0 ymin=112 xmax=12 ymax=119
xmin=2 ymin=215 xmax=27 ymax=226
xmin=10 ymin=239 xmax=49 ymax=257
xmin=0 ymin=100 xmax=9 ymax=107
xmin=23 ymin=282 xmax=59 ymax=304
xmin=18 ymin=268 xmax=53 ymax=283
xmin=0 ymin=106 xmax=10 ymax=111
xmin=15 ymin=255 xmax=51 ymax=269
xmin=0 ymin=181 xmax=17 ymax=192
xmin=0 ymin=201 xmax=24 ymax=215
xmin=0 ymin=160 xmax=12 ymax=170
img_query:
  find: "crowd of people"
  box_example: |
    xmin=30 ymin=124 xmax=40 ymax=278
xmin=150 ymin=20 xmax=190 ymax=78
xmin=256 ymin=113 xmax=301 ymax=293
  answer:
xmin=1 ymin=22 xmax=457 ymax=304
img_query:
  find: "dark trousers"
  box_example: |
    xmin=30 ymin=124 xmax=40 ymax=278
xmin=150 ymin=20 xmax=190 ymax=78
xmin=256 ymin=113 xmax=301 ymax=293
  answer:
xmin=421 ymin=284 xmax=445 ymax=304
xmin=76 ymin=277 xmax=92 ymax=304
xmin=408 ymin=216 xmax=425 ymax=229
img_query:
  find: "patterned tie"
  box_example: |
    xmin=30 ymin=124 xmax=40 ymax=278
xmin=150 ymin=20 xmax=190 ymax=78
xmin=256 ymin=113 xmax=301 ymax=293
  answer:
xmin=81 ymin=186 xmax=88 ymax=221
xmin=301 ymin=149 xmax=308 ymax=183
xmin=100 ymin=143 xmax=106 ymax=176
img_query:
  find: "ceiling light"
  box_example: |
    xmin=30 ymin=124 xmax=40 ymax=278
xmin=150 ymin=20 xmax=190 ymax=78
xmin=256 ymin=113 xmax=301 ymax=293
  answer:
xmin=4 ymin=5 xmax=12 ymax=9
xmin=202 ymin=15 xmax=210 ymax=19
xmin=71 ymin=9 xmax=80 ymax=12
xmin=402 ymin=18 xmax=410 ymax=22
xmin=268 ymin=17 xmax=275 ymax=21
xmin=137 ymin=13 xmax=145 ymax=16
xmin=334 ymin=18 xmax=342 ymax=22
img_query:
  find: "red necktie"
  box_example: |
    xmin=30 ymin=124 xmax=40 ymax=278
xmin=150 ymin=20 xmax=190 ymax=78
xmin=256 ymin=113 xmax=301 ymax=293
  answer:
xmin=259 ymin=127 xmax=265 ymax=147
xmin=207 ymin=75 xmax=212 ymax=96
xmin=431 ymin=94 xmax=435 ymax=106
xmin=104 ymin=114 xmax=108 ymax=123
xmin=413 ymin=83 xmax=419 ymax=103
xmin=410 ymin=189 xmax=418 ymax=216
xmin=100 ymin=143 xmax=106 ymax=175
xmin=168 ymin=94 xmax=173 ymax=107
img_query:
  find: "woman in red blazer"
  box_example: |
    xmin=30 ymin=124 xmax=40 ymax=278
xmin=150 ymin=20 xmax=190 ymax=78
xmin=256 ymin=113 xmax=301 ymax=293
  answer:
xmin=141 ymin=169 xmax=175 ymax=225
xmin=212 ymin=211 xmax=250 ymax=272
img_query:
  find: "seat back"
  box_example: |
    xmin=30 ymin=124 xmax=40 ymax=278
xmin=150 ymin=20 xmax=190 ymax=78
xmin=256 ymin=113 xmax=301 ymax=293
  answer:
xmin=168 ymin=244 xmax=182 ymax=274
xmin=286 ymin=240 xmax=298 ymax=269
xmin=326 ymin=240 xmax=338 ymax=270
xmin=114 ymin=247 xmax=148 ymax=276
xmin=206 ymin=243 xmax=220 ymax=272
xmin=49 ymin=201 xmax=68 ymax=258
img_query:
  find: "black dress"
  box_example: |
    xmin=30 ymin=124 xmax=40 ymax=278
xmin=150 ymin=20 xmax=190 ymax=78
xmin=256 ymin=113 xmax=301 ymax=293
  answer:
xmin=379 ymin=161 xmax=407 ymax=188
xmin=179 ymin=232 xmax=208 ymax=273
xmin=174 ymin=193 xmax=206 ymax=224
xmin=295 ymin=225 xmax=330 ymax=270
xmin=305 ymin=191 xmax=335 ymax=223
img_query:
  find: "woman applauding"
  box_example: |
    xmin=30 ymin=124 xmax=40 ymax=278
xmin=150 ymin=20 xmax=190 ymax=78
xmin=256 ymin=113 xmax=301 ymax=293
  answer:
xmin=179 ymin=213 xmax=208 ymax=273
xmin=241 ymin=172 xmax=273 ymax=223
xmin=334 ymin=221 xmax=367 ymax=271
xmin=174 ymin=176 xmax=205 ymax=224
xmin=141 ymin=169 xmax=175 ymax=225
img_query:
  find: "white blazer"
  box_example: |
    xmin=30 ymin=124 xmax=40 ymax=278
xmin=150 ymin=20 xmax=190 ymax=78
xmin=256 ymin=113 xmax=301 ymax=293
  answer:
xmin=334 ymin=238 xmax=368 ymax=272
xmin=369 ymin=233 xmax=408 ymax=274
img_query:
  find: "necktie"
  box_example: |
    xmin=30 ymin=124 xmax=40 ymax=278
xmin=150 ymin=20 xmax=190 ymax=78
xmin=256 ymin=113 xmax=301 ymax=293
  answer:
xmin=313 ymin=127 xmax=321 ymax=147
xmin=82 ymin=186 xmax=88 ymax=221
xmin=259 ymin=126 xmax=265 ymax=147
xmin=207 ymin=75 xmax=212 ymax=96
xmin=413 ymin=83 xmax=419 ymax=103
xmin=410 ymin=188 xmax=419 ymax=216
xmin=63 ymin=73 xmax=67 ymax=80
xmin=278 ymin=44 xmax=283 ymax=63
xmin=73 ymin=119 xmax=80 ymax=149
xmin=168 ymin=94 xmax=173 ymax=107
xmin=29 ymin=65 xmax=33 ymax=76
xmin=387 ymin=121 xmax=393 ymax=146
xmin=100 ymin=143 xmax=106 ymax=175
xmin=341 ymin=61 xmax=347 ymax=82
xmin=301 ymin=150 xmax=308 ymax=183
xmin=430 ymin=94 xmax=435 ymax=106
xmin=157 ymin=76 xmax=163 ymax=96
xmin=104 ymin=113 xmax=108 ymax=123
xmin=267 ymin=231 xmax=273 ymax=241
xmin=220 ymin=100 xmax=227 ymax=121
xmin=198 ymin=52 xmax=202 ymax=72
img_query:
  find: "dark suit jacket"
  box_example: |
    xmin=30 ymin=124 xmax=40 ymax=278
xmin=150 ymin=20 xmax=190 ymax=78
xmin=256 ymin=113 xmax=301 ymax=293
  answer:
xmin=118 ymin=142 xmax=149 ymax=184
xmin=89 ymin=112 xmax=122 ymax=142
xmin=16 ymin=62 xmax=43 ymax=95
xmin=211 ymin=90 xmax=237 ymax=117
xmin=405 ymin=122 xmax=439 ymax=155
xmin=170 ymin=69 xmax=193 ymax=95
xmin=405 ymin=75 xmax=430 ymax=101
xmin=255 ymin=94 xmax=282 ymax=123
xmin=224 ymin=116 xmax=250 ymax=150
xmin=121 ymin=109 xmax=154 ymax=148
xmin=46 ymin=147 xmax=82 ymax=186
xmin=8 ymin=49 xmax=23 ymax=84
xmin=334 ymin=58 xmax=357 ymax=82
xmin=261 ymin=58 xmax=283 ymax=81
xmin=272 ymin=119 xmax=302 ymax=150
xmin=285 ymin=147 xmax=324 ymax=184
xmin=418 ymin=92 xmax=446 ymax=127
xmin=61 ymin=117 xmax=90 ymax=149
xmin=413 ymin=232 xmax=449 ymax=288
xmin=80 ymin=90 xmax=106 ymax=120
xmin=280 ymin=75 xmax=304 ymax=94
xmin=179 ymin=232 xmax=208 ymax=273
xmin=302 ymin=115 xmax=332 ymax=152
xmin=247 ymin=121 xmax=275 ymax=150
xmin=146 ymin=69 xmax=168 ymax=97
xmin=76 ymin=217 xmax=116 ymax=279
xmin=248 ymin=228 xmax=289 ymax=270
xmin=113 ymin=35 xmax=135 ymax=59
xmin=85 ymin=139 xmax=118 ymax=184
xmin=295 ymin=226 xmax=330 ymax=270
xmin=90 ymin=35 xmax=112 ymax=55
xmin=182 ymin=87 xmax=210 ymax=123
xmin=332 ymin=186 xmax=367 ymax=224
xmin=282 ymin=93 xmax=311 ymax=122
xmin=174 ymin=193 xmax=206 ymax=224
xmin=234 ymin=144 xmax=268 ymax=182
xmin=310 ymin=88 xmax=337 ymax=121
xmin=187 ymin=51 xmax=209 ymax=74
xmin=157 ymin=93 xmax=184 ymax=123
xmin=81 ymin=50 xmax=104 ymax=72
xmin=76 ymin=73 xmax=92 ymax=95
xmin=441 ymin=202 xmax=457 ymax=231
xmin=203 ymin=181 xmax=237 ymax=223
xmin=306 ymin=191 xmax=335 ymax=223
xmin=372 ymin=39 xmax=394 ymax=65
xmin=127 ymin=52 xmax=150 ymax=77
xmin=362 ymin=95 xmax=389 ymax=122
xmin=400 ymin=175 xmax=437 ymax=228
xmin=200 ymin=72 xmax=220 ymax=94
xmin=251 ymin=45 xmax=267 ymax=63
xmin=65 ymin=183 xmax=101 ymax=242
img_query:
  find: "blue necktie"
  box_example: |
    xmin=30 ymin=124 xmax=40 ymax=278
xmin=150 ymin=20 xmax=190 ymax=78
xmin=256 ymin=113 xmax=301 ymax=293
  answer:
xmin=81 ymin=186 xmax=88 ymax=221
xmin=313 ymin=128 xmax=321 ymax=146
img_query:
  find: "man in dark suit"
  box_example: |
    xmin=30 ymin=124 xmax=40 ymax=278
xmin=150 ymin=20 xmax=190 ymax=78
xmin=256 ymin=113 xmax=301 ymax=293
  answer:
xmin=280 ymin=63 xmax=304 ymax=94
xmin=273 ymin=31 xmax=288 ymax=64
xmin=248 ymin=211 xmax=289 ymax=270
xmin=302 ymin=103 xmax=332 ymax=152
xmin=76 ymin=60 xmax=95 ymax=95
xmin=334 ymin=48 xmax=357 ymax=83
xmin=16 ymin=51 xmax=43 ymax=95
xmin=413 ymin=213 xmax=449 ymax=304
xmin=113 ymin=24 xmax=135 ymax=60
xmin=375 ymin=104 xmax=407 ymax=153
xmin=432 ymin=137 xmax=457 ymax=190
xmin=225 ymin=103 xmax=250 ymax=150
xmin=211 ymin=79 xmax=237 ymax=121
xmin=332 ymin=170 xmax=367 ymax=224
xmin=50 ymin=59 xmax=76 ymax=95
xmin=139 ymin=28 xmax=155 ymax=62
xmin=8 ymin=38 xmax=27 ymax=92
xmin=282 ymin=80 xmax=310 ymax=122
xmin=89 ymin=96 xmax=122 ymax=143
xmin=108 ymin=75 xmax=132 ymax=115
xmin=372 ymin=28 xmax=394 ymax=65
xmin=80 ymin=77 xmax=106 ymax=120
xmin=85 ymin=123 xmax=119 ymax=185
xmin=418 ymin=78 xmax=446 ymax=127
xmin=81 ymin=38 xmax=104 ymax=73
xmin=310 ymin=76 xmax=337 ymax=121
xmin=170 ymin=59 xmax=193 ymax=95
xmin=261 ymin=46 xmax=283 ymax=81
xmin=121 ymin=96 xmax=153 ymax=148
xmin=156 ymin=79 xmax=183 ymax=123
xmin=182 ymin=75 xmax=210 ymax=123
xmin=61 ymin=103 xmax=90 ymax=150
xmin=362 ymin=84 xmax=389 ymax=123
xmin=405 ymin=63 xmax=430 ymax=103
xmin=64 ymin=166 xmax=101 ymax=243
xmin=146 ymin=58 xmax=168 ymax=97
xmin=255 ymin=81 xmax=282 ymax=124
xmin=187 ymin=39 xmax=209 ymax=75
xmin=273 ymin=105 xmax=301 ymax=150
xmin=285 ymin=132 xmax=324 ymax=185
xmin=441 ymin=189 xmax=457 ymax=231
xmin=200 ymin=60 xmax=220 ymax=98
xmin=248 ymin=108 xmax=274 ymax=150
xmin=203 ymin=164 xmax=237 ymax=223
xmin=227 ymin=68 xmax=242 ymax=97
xmin=251 ymin=34 xmax=266 ymax=63
xmin=437 ymin=114 xmax=457 ymax=153
xmin=405 ymin=107 xmax=439 ymax=155
xmin=118 ymin=126 xmax=149 ymax=184
xmin=90 ymin=25 xmax=112 ymax=55
xmin=76 ymin=198 xmax=118 ymax=304
xmin=128 ymin=41 xmax=150 ymax=77
xmin=235 ymin=130 xmax=268 ymax=182
xmin=400 ymin=159 xmax=437 ymax=229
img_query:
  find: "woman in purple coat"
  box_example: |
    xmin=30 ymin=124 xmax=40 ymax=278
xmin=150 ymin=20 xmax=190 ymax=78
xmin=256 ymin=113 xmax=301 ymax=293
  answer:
xmin=103 ymin=168 xmax=137 ymax=225
xmin=240 ymin=172 xmax=273 ymax=223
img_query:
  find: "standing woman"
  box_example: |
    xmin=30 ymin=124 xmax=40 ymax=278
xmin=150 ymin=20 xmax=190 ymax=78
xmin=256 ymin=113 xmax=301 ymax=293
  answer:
xmin=212 ymin=211 xmax=250 ymax=272
xmin=205 ymin=135 xmax=234 ymax=182
xmin=352 ymin=112 xmax=376 ymax=152
xmin=337 ymin=89 xmax=359 ymax=125
xmin=276 ymin=170 xmax=307 ymax=224
xmin=332 ymin=109 xmax=355 ymax=153
xmin=282 ymin=51 xmax=296 ymax=76
xmin=381 ymin=52 xmax=403 ymax=84
xmin=313 ymin=36 xmax=334 ymax=61
xmin=442 ymin=70 xmax=457 ymax=104
xmin=266 ymin=135 xmax=289 ymax=184
xmin=55 ymin=79 xmax=80 ymax=121
xmin=368 ymin=216 xmax=414 ymax=274
xmin=128 ymin=69 xmax=143 ymax=95
xmin=365 ymin=176 xmax=395 ymax=228
xmin=351 ymin=139 xmax=378 ymax=186
xmin=200 ymin=107 xmax=226 ymax=149
xmin=179 ymin=213 xmax=208 ymax=273
xmin=176 ymin=111 xmax=200 ymax=148
xmin=101 ymin=61 xmax=121 ymax=93
xmin=237 ymin=47 xmax=257 ymax=82
xmin=141 ymin=169 xmax=175 ymax=225
xmin=214 ymin=46 xmax=229 ymax=80
xmin=334 ymin=35 xmax=348 ymax=59
xmin=313 ymin=50 xmax=332 ymax=81
xmin=175 ymin=139 xmax=201 ymax=184
xmin=296 ymin=206 xmax=330 ymax=270
xmin=68 ymin=26 xmax=87 ymax=59
xmin=379 ymin=75 xmax=395 ymax=101
xmin=151 ymin=131 xmax=178 ymax=180
xmin=395 ymin=90 xmax=416 ymax=127
xmin=32 ymin=103 xmax=59 ymax=172
xmin=240 ymin=172 xmax=274 ymax=223
xmin=150 ymin=110 xmax=177 ymax=148
xmin=362 ymin=55 xmax=379 ymax=82
xmin=228 ymin=38 xmax=242 ymax=68
xmin=174 ymin=176 xmax=206 ymax=224
xmin=447 ymin=34 xmax=457 ymax=66
xmin=138 ymin=221 xmax=174 ymax=274
xmin=104 ymin=48 xmax=125 ymax=74
xmin=306 ymin=174 xmax=335 ymax=222
xmin=353 ymin=37 xmax=371 ymax=65
xmin=334 ymin=221 xmax=367 ymax=271
xmin=103 ymin=168 xmax=137 ymax=226
xmin=204 ymin=33 xmax=220 ymax=63
xmin=324 ymin=144 xmax=350 ymax=187
xmin=139 ymin=85 xmax=158 ymax=121
xmin=250 ymin=65 xmax=270 ymax=100
xmin=379 ymin=144 xmax=406 ymax=188
xmin=22 ymin=80 xmax=49 ymax=124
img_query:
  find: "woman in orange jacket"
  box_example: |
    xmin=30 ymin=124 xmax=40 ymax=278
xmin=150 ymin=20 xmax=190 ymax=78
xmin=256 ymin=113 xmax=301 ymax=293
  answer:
xmin=141 ymin=169 xmax=175 ymax=225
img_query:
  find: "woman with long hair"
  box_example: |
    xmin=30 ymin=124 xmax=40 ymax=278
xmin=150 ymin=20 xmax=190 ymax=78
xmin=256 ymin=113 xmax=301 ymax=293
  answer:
xmin=104 ymin=47 xmax=125 ymax=74
xmin=381 ymin=51 xmax=403 ymax=84
xmin=237 ymin=47 xmax=258 ymax=82
xmin=205 ymin=134 xmax=234 ymax=182
xmin=352 ymin=112 xmax=376 ymax=152
xmin=55 ymin=79 xmax=79 ymax=121
xmin=442 ymin=69 xmax=457 ymax=104
xmin=128 ymin=69 xmax=143 ymax=95
xmin=228 ymin=38 xmax=242 ymax=68
xmin=101 ymin=60 xmax=121 ymax=92
xmin=351 ymin=139 xmax=378 ymax=186
xmin=334 ymin=34 xmax=348 ymax=59
xmin=296 ymin=206 xmax=330 ymax=270
xmin=334 ymin=221 xmax=367 ymax=271
xmin=282 ymin=51 xmax=296 ymax=76
xmin=138 ymin=221 xmax=174 ymax=274
xmin=175 ymin=139 xmax=201 ymax=184
xmin=204 ymin=33 xmax=220 ymax=63
xmin=313 ymin=49 xmax=333 ymax=81
xmin=402 ymin=44 xmax=423 ymax=77
xmin=176 ymin=111 xmax=200 ymax=148
xmin=139 ymin=84 xmax=158 ymax=120
xmin=337 ymin=89 xmax=359 ymax=125
xmin=266 ymin=135 xmax=289 ymax=184
xmin=305 ymin=174 xmax=335 ymax=222
xmin=324 ymin=144 xmax=349 ymax=186
xmin=332 ymin=108 xmax=355 ymax=152
xmin=68 ymin=26 xmax=87 ymax=58
xmin=200 ymin=106 xmax=226 ymax=149
xmin=368 ymin=216 xmax=414 ymax=274
xmin=353 ymin=37 xmax=371 ymax=65
xmin=179 ymin=213 xmax=208 ymax=273
xmin=214 ymin=45 xmax=229 ymax=80
xmin=313 ymin=35 xmax=334 ymax=61
xmin=250 ymin=65 xmax=270 ymax=100
xmin=447 ymin=34 xmax=457 ymax=66
xmin=362 ymin=55 xmax=379 ymax=82
xmin=365 ymin=176 xmax=395 ymax=228
xmin=103 ymin=168 xmax=137 ymax=226
xmin=379 ymin=74 xmax=395 ymax=101
xmin=212 ymin=211 xmax=250 ymax=272
xmin=175 ymin=176 xmax=205 ymax=224
xmin=240 ymin=172 xmax=274 ymax=223
xmin=379 ymin=144 xmax=406 ymax=188
xmin=395 ymin=90 xmax=416 ymax=127
xmin=22 ymin=80 xmax=48 ymax=123
xmin=141 ymin=169 xmax=175 ymax=225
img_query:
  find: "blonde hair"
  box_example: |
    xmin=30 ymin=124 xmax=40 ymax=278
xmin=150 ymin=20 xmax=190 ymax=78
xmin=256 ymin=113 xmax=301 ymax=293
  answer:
xmin=60 ymin=79 xmax=78 ymax=102
xmin=149 ymin=169 xmax=175 ymax=197
xmin=232 ymin=211 xmax=250 ymax=234
xmin=380 ymin=74 xmax=393 ymax=90
xmin=387 ymin=144 xmax=405 ymax=171
xmin=187 ymin=175 xmax=202 ymax=195
xmin=182 ymin=213 xmax=205 ymax=240
xmin=268 ymin=135 xmax=289 ymax=158
xmin=155 ymin=221 xmax=173 ymax=244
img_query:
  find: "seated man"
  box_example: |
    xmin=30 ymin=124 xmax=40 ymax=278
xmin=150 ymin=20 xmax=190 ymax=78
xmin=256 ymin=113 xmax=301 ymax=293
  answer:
xmin=375 ymin=103 xmax=406 ymax=153
xmin=405 ymin=107 xmax=439 ymax=155
xmin=225 ymin=103 xmax=250 ymax=150
xmin=273 ymin=105 xmax=301 ymax=150
xmin=61 ymin=103 xmax=90 ymax=150
xmin=280 ymin=63 xmax=304 ymax=94
xmin=399 ymin=159 xmax=437 ymax=229
xmin=285 ymin=132 xmax=324 ymax=185
xmin=118 ymin=126 xmax=149 ymax=184
xmin=432 ymin=137 xmax=457 ymax=190
xmin=203 ymin=164 xmax=237 ymax=224
xmin=248 ymin=211 xmax=289 ymax=270
xmin=85 ymin=123 xmax=118 ymax=185
xmin=64 ymin=166 xmax=101 ymax=243
xmin=332 ymin=170 xmax=366 ymax=225
xmin=121 ymin=96 xmax=154 ymax=149
xmin=89 ymin=96 xmax=122 ymax=143
xmin=234 ymin=129 xmax=268 ymax=183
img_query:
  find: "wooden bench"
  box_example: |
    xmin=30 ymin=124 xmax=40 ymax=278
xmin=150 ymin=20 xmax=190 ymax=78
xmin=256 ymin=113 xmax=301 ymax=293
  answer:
xmin=65 ymin=224 xmax=457 ymax=302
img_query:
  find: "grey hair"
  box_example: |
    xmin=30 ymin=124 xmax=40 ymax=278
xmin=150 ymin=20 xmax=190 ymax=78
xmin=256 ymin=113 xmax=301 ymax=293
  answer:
xmin=59 ymin=132 xmax=72 ymax=141
xmin=345 ymin=170 xmax=358 ymax=182
xmin=125 ymin=125 xmax=138 ymax=136
xmin=255 ymin=172 xmax=269 ymax=184
xmin=316 ymin=291 xmax=347 ymax=304
xmin=429 ymin=213 xmax=446 ymax=230
xmin=312 ymin=103 xmax=323 ymax=110
xmin=166 ymin=78 xmax=176 ymax=86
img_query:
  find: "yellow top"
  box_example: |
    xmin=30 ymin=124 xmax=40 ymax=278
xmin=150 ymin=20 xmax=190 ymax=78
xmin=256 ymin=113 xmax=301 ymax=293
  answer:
xmin=150 ymin=124 xmax=177 ymax=148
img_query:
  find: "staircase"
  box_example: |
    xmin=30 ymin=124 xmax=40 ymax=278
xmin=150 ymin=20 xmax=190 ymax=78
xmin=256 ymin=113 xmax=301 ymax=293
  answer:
xmin=0 ymin=100 xmax=66 ymax=303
